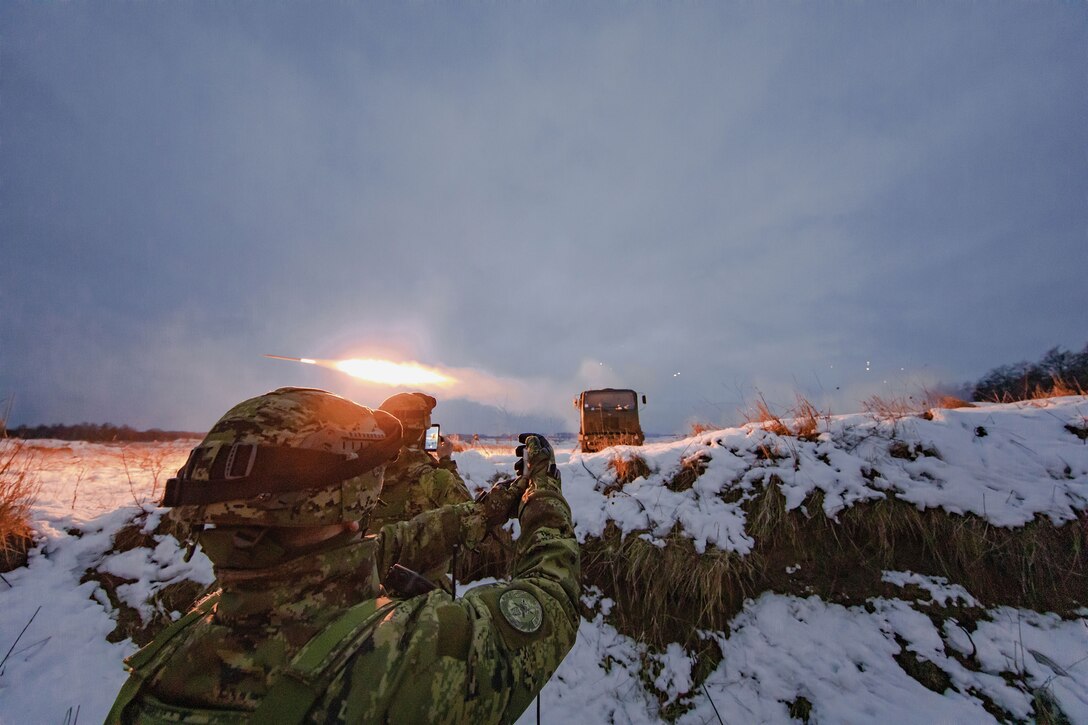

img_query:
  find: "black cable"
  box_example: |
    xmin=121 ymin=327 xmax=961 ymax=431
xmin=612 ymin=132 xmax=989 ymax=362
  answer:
xmin=703 ymin=685 xmax=725 ymax=725
xmin=0 ymin=605 xmax=40 ymax=673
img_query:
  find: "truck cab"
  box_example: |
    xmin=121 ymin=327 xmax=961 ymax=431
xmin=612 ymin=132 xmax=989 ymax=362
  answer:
xmin=574 ymin=388 xmax=647 ymax=453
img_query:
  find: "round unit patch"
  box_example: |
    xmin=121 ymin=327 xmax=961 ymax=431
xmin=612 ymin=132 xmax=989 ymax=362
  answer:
xmin=498 ymin=589 xmax=543 ymax=634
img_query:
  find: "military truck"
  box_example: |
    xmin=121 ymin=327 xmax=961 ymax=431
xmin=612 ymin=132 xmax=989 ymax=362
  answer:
xmin=573 ymin=388 xmax=647 ymax=453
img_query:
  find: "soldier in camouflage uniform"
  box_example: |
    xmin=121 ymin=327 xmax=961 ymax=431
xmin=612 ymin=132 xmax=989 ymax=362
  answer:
xmin=370 ymin=392 xmax=471 ymax=530
xmin=106 ymin=387 xmax=580 ymax=724
xmin=370 ymin=392 xmax=473 ymax=587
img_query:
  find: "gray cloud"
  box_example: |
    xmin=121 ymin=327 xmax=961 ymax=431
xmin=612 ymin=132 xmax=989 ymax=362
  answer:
xmin=2 ymin=2 xmax=1085 ymax=434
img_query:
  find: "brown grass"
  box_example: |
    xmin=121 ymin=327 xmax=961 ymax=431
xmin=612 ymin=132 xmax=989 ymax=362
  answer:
xmin=468 ymin=443 xmax=518 ymax=455
xmin=119 ymin=444 xmax=174 ymax=506
xmin=607 ymin=455 xmax=652 ymax=490
xmin=790 ymin=394 xmax=824 ymax=441
xmin=744 ymin=393 xmax=791 ymax=436
xmin=0 ymin=441 xmax=43 ymax=571
xmin=867 ymin=391 xmax=978 ymax=424
xmin=445 ymin=434 xmax=471 ymax=452
xmin=984 ymin=375 xmax=1088 ymax=404
xmin=930 ymin=395 xmax=974 ymax=409
xmin=582 ymin=477 xmax=1088 ymax=649
xmin=665 ymin=452 xmax=711 ymax=492
xmin=1046 ymin=377 xmax=1087 ymax=397
xmin=743 ymin=393 xmax=828 ymax=442
xmin=597 ymin=455 xmax=653 ymax=496
xmin=862 ymin=394 xmax=920 ymax=423
xmin=688 ymin=422 xmax=716 ymax=436
xmin=916 ymin=385 xmax=976 ymax=411
xmin=581 ymin=522 xmax=756 ymax=647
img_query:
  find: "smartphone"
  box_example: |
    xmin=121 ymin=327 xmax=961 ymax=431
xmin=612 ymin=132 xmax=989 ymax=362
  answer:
xmin=424 ymin=424 xmax=441 ymax=452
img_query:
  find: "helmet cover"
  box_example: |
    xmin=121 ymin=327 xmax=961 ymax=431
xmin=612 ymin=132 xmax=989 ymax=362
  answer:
xmin=378 ymin=391 xmax=436 ymax=447
xmin=169 ymin=387 xmax=402 ymax=527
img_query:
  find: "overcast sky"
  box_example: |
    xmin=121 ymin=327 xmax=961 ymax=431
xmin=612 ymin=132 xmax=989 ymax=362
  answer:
xmin=2 ymin=2 xmax=1085 ymax=435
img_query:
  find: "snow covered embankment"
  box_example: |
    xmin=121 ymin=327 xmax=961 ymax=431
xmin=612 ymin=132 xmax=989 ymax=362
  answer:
xmin=541 ymin=397 xmax=1088 ymax=723
xmin=1 ymin=399 xmax=1087 ymax=723
xmin=565 ymin=397 xmax=1088 ymax=550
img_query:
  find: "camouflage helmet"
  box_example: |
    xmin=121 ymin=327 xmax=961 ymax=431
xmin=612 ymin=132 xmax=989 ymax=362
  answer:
xmin=378 ymin=392 xmax=436 ymax=448
xmin=163 ymin=387 xmax=402 ymax=527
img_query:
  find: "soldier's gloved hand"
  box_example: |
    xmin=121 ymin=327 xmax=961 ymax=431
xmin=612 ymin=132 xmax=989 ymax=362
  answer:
xmin=514 ymin=433 xmax=561 ymax=494
xmin=513 ymin=434 xmax=568 ymax=533
xmin=475 ymin=477 xmax=529 ymax=529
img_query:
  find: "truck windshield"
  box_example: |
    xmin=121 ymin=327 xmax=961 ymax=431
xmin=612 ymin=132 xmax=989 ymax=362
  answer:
xmin=584 ymin=391 xmax=637 ymax=411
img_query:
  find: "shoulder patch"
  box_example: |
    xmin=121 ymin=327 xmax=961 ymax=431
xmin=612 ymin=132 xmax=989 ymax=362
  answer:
xmin=498 ymin=589 xmax=543 ymax=634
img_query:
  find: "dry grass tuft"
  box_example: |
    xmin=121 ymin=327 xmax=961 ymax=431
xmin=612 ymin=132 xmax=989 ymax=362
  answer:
xmin=119 ymin=444 xmax=174 ymax=506
xmin=581 ymin=523 xmax=755 ymax=647
xmin=688 ymin=422 xmax=716 ymax=436
xmin=917 ymin=385 xmax=975 ymax=411
xmin=790 ymin=394 xmax=824 ymax=441
xmin=608 ymin=454 xmax=651 ymax=488
xmin=445 ymin=434 xmax=471 ymax=453
xmin=665 ymin=452 xmax=711 ymax=492
xmin=744 ymin=394 xmax=791 ymax=436
xmin=930 ymin=395 xmax=974 ymax=409
xmin=788 ymin=696 xmax=814 ymax=724
xmin=581 ymin=478 xmax=1087 ymax=649
xmin=743 ymin=393 xmax=828 ymax=441
xmin=983 ymin=375 xmax=1088 ymax=404
xmin=0 ymin=440 xmax=42 ymax=571
xmin=863 ymin=394 xmax=920 ymax=423
xmin=1046 ymin=376 xmax=1087 ymax=398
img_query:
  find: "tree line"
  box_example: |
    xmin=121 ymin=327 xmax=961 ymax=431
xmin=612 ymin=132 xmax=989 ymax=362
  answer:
xmin=3 ymin=344 xmax=1085 ymax=441
xmin=4 ymin=422 xmax=202 ymax=442
xmin=972 ymin=343 xmax=1088 ymax=402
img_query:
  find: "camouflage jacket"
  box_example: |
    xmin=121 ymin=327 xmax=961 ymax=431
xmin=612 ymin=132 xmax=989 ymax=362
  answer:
xmin=368 ymin=448 xmax=471 ymax=529
xmin=367 ymin=448 xmax=472 ymax=584
xmin=107 ymin=491 xmax=580 ymax=724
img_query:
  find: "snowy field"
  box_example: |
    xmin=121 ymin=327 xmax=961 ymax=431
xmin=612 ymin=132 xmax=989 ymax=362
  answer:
xmin=2 ymin=397 xmax=1088 ymax=723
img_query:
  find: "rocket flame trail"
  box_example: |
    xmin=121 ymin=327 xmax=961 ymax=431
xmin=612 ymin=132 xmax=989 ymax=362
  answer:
xmin=333 ymin=359 xmax=454 ymax=387
xmin=264 ymin=354 xmax=456 ymax=387
xmin=266 ymin=353 xmax=613 ymax=420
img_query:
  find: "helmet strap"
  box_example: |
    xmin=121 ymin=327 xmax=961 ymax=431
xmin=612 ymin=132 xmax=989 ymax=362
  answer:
xmin=163 ymin=438 xmax=401 ymax=508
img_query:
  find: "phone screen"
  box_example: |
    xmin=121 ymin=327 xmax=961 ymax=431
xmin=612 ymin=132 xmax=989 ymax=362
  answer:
xmin=424 ymin=424 xmax=440 ymax=452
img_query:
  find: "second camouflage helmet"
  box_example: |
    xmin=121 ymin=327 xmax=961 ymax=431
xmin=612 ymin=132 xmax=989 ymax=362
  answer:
xmin=378 ymin=391 xmax=436 ymax=447
xmin=163 ymin=387 xmax=402 ymax=527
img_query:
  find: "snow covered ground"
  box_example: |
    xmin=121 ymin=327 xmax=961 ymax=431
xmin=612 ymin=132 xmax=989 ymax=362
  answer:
xmin=2 ymin=397 xmax=1087 ymax=723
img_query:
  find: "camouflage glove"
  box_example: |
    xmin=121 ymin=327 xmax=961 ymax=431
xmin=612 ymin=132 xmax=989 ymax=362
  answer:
xmin=515 ymin=433 xmax=562 ymax=501
xmin=474 ymin=477 xmax=528 ymax=529
xmin=514 ymin=433 xmax=558 ymax=480
xmin=514 ymin=433 xmax=570 ymax=536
